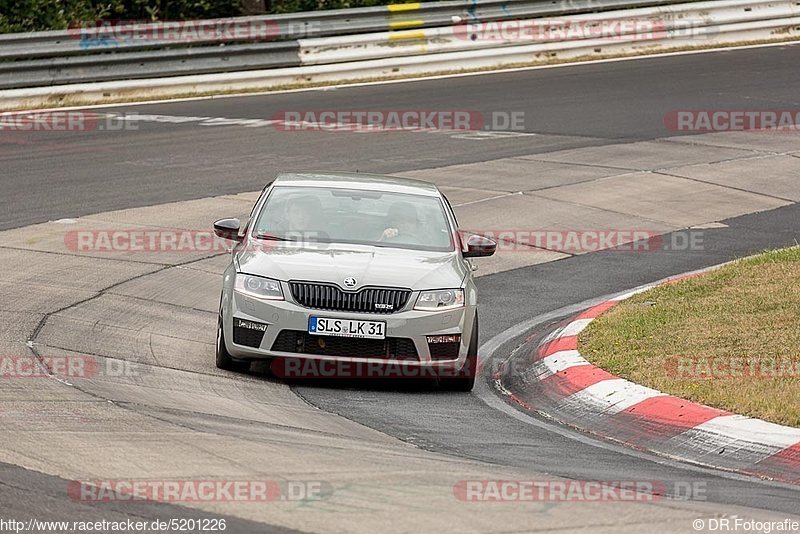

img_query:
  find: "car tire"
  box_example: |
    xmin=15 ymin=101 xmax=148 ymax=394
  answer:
xmin=440 ymin=316 xmax=478 ymax=392
xmin=216 ymin=317 xmax=250 ymax=372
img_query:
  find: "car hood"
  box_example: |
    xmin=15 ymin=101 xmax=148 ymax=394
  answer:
xmin=236 ymin=241 xmax=468 ymax=290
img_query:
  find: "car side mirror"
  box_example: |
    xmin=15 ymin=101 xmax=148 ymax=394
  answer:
xmin=213 ymin=218 xmax=242 ymax=241
xmin=462 ymin=233 xmax=496 ymax=258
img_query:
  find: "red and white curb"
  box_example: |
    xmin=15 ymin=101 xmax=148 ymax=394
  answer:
xmin=496 ymin=275 xmax=800 ymax=484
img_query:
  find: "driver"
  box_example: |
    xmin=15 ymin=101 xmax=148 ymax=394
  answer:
xmin=380 ymin=201 xmax=420 ymax=242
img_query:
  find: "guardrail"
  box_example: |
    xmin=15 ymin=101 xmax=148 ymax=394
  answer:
xmin=298 ymin=1 xmax=800 ymax=65
xmin=0 ymin=0 xmax=695 ymax=89
xmin=0 ymin=0 xmax=797 ymax=108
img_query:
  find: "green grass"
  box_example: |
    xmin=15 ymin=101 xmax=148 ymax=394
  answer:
xmin=579 ymin=246 xmax=800 ymax=427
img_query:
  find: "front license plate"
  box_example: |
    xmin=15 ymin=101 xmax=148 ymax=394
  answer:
xmin=308 ymin=317 xmax=386 ymax=339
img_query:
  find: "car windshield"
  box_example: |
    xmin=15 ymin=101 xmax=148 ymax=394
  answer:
xmin=253 ymin=185 xmax=454 ymax=252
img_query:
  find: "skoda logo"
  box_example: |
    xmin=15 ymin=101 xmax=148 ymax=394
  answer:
xmin=343 ymin=277 xmax=357 ymax=288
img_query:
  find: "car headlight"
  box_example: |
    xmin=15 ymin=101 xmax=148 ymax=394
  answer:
xmin=414 ymin=289 xmax=464 ymax=311
xmin=234 ymin=273 xmax=284 ymax=300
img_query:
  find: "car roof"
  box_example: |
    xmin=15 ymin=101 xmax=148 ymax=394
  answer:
xmin=271 ymin=171 xmax=441 ymax=197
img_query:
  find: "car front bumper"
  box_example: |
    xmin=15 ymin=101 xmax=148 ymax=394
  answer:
xmin=222 ymin=284 xmax=475 ymax=370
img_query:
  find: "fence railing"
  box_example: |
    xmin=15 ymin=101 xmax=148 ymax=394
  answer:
xmin=0 ymin=0 xmax=701 ymax=89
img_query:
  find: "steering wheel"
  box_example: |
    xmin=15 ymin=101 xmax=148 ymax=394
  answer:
xmin=388 ymin=229 xmax=423 ymax=243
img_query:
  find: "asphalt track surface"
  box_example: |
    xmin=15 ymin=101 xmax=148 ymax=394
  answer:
xmin=2 ymin=44 xmax=800 ymax=525
xmin=298 ymin=204 xmax=800 ymax=515
xmin=2 ymin=43 xmax=800 ymax=230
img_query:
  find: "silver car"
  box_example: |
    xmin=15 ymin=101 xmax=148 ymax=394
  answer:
xmin=213 ymin=172 xmax=496 ymax=390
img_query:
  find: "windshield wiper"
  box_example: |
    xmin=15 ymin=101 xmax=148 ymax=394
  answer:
xmin=255 ymin=232 xmax=293 ymax=241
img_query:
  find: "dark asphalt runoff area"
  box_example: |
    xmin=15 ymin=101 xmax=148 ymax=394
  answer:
xmin=2 ymin=43 xmax=799 ymax=230
xmin=2 ymin=43 xmax=799 ymax=523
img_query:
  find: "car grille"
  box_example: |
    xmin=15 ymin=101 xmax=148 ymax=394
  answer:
xmin=428 ymin=341 xmax=461 ymax=361
xmin=289 ymin=282 xmax=411 ymax=314
xmin=271 ymin=330 xmax=419 ymax=360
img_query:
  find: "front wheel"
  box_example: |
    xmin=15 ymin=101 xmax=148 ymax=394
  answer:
xmin=216 ymin=317 xmax=250 ymax=372
xmin=440 ymin=316 xmax=478 ymax=392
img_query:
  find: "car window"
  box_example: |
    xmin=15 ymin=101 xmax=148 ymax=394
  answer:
xmin=253 ymin=186 xmax=454 ymax=252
